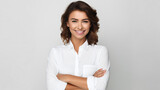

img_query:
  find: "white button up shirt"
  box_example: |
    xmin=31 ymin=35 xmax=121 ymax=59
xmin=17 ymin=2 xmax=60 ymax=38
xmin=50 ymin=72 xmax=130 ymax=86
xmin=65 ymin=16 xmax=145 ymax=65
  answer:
xmin=46 ymin=40 xmax=110 ymax=90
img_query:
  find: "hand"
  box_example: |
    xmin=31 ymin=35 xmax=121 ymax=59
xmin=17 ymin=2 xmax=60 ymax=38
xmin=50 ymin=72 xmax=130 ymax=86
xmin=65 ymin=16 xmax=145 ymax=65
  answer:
xmin=56 ymin=73 xmax=69 ymax=82
xmin=93 ymin=68 xmax=106 ymax=78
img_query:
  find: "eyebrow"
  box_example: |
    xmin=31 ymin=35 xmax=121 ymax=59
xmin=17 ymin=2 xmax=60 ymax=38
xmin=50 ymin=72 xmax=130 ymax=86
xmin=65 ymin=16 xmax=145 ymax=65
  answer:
xmin=71 ymin=18 xmax=89 ymax=20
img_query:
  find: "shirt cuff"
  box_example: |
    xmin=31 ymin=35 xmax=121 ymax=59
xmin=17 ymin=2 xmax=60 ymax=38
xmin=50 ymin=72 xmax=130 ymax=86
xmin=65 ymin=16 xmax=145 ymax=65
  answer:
xmin=87 ymin=76 xmax=96 ymax=90
xmin=58 ymin=80 xmax=67 ymax=90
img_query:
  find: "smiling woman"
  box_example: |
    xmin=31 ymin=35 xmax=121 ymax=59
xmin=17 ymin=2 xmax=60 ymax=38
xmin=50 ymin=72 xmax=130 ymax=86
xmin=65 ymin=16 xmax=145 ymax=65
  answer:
xmin=61 ymin=1 xmax=99 ymax=45
xmin=46 ymin=1 xmax=110 ymax=90
xmin=67 ymin=10 xmax=90 ymax=42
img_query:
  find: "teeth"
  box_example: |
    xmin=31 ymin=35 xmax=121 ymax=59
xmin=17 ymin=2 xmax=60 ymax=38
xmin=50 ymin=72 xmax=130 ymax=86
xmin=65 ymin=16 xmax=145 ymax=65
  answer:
xmin=76 ymin=31 xmax=83 ymax=33
xmin=75 ymin=30 xmax=84 ymax=34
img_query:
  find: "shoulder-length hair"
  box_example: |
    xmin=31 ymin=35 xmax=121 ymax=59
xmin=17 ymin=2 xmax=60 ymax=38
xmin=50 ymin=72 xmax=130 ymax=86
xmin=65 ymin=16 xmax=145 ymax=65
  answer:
xmin=60 ymin=1 xmax=99 ymax=45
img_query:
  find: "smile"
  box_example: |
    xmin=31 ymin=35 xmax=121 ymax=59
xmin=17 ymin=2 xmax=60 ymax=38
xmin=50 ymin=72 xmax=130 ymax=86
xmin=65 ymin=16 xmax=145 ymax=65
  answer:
xmin=74 ymin=30 xmax=86 ymax=35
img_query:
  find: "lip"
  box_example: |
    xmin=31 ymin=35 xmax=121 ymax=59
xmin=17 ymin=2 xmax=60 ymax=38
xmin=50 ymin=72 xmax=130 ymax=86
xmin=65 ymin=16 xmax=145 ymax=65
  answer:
xmin=74 ymin=30 xmax=86 ymax=35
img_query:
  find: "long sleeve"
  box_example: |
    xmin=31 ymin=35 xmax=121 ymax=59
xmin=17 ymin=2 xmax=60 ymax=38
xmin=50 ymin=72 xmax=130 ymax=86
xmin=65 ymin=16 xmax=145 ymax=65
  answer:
xmin=46 ymin=48 xmax=67 ymax=90
xmin=87 ymin=46 xmax=110 ymax=90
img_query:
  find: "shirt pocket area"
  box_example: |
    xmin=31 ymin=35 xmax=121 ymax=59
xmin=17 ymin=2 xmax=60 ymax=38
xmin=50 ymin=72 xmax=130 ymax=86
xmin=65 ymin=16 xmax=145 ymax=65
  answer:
xmin=82 ymin=65 xmax=100 ymax=77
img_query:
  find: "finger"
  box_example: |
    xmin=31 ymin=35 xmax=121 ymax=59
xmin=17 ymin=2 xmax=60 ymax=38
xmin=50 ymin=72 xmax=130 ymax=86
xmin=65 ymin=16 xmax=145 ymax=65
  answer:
xmin=94 ymin=69 xmax=102 ymax=75
xmin=94 ymin=72 xmax=101 ymax=77
xmin=98 ymin=72 xmax=105 ymax=77
xmin=93 ymin=72 xmax=99 ymax=76
xmin=96 ymin=72 xmax=104 ymax=77
xmin=94 ymin=69 xmax=106 ymax=77
xmin=96 ymin=69 xmax=106 ymax=74
xmin=100 ymin=70 xmax=107 ymax=75
xmin=96 ymin=68 xmax=105 ymax=73
xmin=94 ymin=73 xmax=104 ymax=77
xmin=100 ymin=69 xmax=106 ymax=74
xmin=96 ymin=70 xmax=106 ymax=76
xmin=94 ymin=73 xmax=103 ymax=77
xmin=97 ymin=74 xmax=104 ymax=77
xmin=100 ymin=70 xmax=106 ymax=75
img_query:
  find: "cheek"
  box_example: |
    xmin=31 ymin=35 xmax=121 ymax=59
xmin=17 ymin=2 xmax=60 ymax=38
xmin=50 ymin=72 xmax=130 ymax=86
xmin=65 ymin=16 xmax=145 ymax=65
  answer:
xmin=84 ymin=24 xmax=91 ymax=30
xmin=69 ymin=24 xmax=76 ymax=30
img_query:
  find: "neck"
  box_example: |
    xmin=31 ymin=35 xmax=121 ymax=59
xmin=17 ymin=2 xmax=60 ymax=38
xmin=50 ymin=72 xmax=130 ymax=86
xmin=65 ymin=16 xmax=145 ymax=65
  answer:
xmin=71 ymin=37 xmax=86 ymax=53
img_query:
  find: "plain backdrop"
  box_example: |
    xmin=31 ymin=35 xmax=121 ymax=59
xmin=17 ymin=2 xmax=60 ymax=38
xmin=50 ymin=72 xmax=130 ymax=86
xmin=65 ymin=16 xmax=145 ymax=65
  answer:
xmin=0 ymin=0 xmax=160 ymax=90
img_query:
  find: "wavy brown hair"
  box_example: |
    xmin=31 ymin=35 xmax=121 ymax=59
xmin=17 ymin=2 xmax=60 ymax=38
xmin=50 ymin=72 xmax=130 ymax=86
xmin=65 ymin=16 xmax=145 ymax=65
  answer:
xmin=60 ymin=1 xmax=99 ymax=45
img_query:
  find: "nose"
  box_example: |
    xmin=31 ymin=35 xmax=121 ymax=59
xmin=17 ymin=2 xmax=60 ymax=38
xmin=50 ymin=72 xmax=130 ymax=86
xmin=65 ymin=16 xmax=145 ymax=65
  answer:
xmin=77 ymin=22 xmax=82 ymax=30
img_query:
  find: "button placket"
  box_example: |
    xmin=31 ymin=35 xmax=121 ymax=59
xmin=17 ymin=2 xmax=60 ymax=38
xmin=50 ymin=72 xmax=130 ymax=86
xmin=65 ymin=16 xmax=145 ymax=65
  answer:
xmin=74 ymin=53 xmax=79 ymax=76
xmin=74 ymin=47 xmax=83 ymax=76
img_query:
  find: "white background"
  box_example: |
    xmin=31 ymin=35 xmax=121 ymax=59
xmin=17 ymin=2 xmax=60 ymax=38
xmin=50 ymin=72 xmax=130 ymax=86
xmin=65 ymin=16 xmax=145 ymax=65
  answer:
xmin=0 ymin=0 xmax=160 ymax=90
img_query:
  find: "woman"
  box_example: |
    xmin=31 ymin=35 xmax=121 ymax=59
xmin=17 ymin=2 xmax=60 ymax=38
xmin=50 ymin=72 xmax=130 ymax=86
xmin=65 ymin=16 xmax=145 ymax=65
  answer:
xmin=47 ymin=1 xmax=110 ymax=90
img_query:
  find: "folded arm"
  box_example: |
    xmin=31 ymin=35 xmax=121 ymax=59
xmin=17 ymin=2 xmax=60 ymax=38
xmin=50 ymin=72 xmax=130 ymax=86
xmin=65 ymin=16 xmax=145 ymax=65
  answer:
xmin=57 ymin=74 xmax=88 ymax=90
xmin=57 ymin=68 xmax=106 ymax=90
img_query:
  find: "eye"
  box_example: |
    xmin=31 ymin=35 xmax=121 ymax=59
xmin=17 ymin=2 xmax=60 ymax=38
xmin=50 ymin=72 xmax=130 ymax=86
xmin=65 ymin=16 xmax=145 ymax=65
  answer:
xmin=72 ymin=20 xmax=77 ymax=22
xmin=83 ymin=21 xmax=89 ymax=23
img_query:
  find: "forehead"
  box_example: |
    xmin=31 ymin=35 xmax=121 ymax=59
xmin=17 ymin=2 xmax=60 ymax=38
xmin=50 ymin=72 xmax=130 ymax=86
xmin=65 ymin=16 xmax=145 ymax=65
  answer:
xmin=68 ymin=10 xmax=88 ymax=19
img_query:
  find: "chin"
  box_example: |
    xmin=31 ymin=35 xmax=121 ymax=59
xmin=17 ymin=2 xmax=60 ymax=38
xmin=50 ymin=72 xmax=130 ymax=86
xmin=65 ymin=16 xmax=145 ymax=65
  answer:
xmin=75 ymin=36 xmax=86 ymax=40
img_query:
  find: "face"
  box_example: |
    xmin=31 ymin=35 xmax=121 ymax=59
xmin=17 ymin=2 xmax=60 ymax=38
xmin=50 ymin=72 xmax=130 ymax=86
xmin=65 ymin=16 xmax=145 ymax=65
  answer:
xmin=67 ymin=10 xmax=91 ymax=41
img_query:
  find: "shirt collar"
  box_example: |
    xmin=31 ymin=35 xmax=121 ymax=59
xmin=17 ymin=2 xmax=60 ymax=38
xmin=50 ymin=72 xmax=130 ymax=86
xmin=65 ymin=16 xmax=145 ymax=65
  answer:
xmin=68 ymin=40 xmax=88 ymax=49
